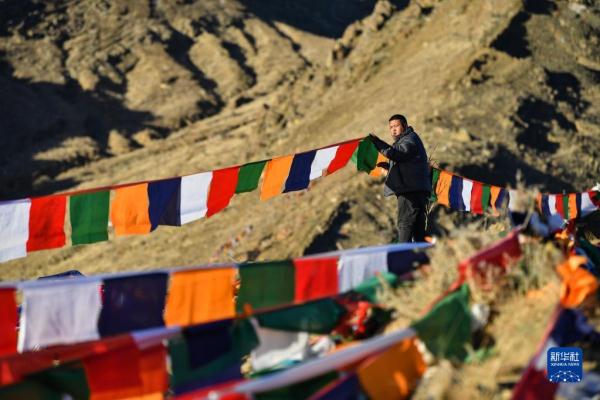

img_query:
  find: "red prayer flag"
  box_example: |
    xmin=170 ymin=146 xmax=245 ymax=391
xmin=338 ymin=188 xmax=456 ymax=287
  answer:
xmin=327 ymin=141 xmax=360 ymax=175
xmin=555 ymin=194 xmax=564 ymax=219
xmin=26 ymin=196 xmax=66 ymax=252
xmin=84 ymin=341 xmax=167 ymax=400
xmin=207 ymin=166 xmax=240 ymax=217
xmin=293 ymin=257 xmax=339 ymax=302
xmin=470 ymin=182 xmax=484 ymax=215
xmin=0 ymin=289 xmax=18 ymax=357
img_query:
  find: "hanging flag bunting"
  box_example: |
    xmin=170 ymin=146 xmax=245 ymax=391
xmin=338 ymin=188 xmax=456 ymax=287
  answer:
xmin=256 ymin=298 xmax=347 ymax=334
xmin=326 ymin=141 xmax=359 ymax=175
xmin=548 ymin=194 xmax=558 ymax=216
xmin=338 ymin=251 xmax=388 ymax=292
xmin=26 ymin=196 xmax=66 ymax=251
xmin=0 ymin=199 xmax=31 ymax=263
xmin=284 ymin=151 xmax=317 ymax=193
xmin=236 ymin=261 xmax=295 ymax=312
xmin=98 ymin=273 xmax=168 ymax=336
xmin=293 ymin=257 xmax=339 ymax=302
xmin=148 ymin=178 xmax=182 ymax=229
xmin=411 ymin=284 xmax=471 ymax=361
xmin=260 ymin=155 xmax=294 ymax=201
xmin=357 ymin=338 xmax=426 ymax=400
xmin=0 ymin=288 xmax=18 ymax=357
xmin=207 ymin=166 xmax=240 ymax=217
xmin=70 ymin=191 xmax=110 ymax=244
xmin=448 ymin=175 xmax=464 ymax=211
xmin=180 ymin=172 xmax=213 ymax=224
xmin=164 ymin=267 xmax=236 ymax=327
xmin=569 ymin=193 xmax=579 ymax=220
xmin=540 ymin=194 xmax=550 ymax=216
xmin=556 ymin=194 xmax=565 ymax=219
xmin=236 ymin=161 xmax=267 ymax=194
xmin=110 ymin=183 xmax=151 ymax=236
xmin=18 ymin=280 xmax=103 ymax=352
xmin=309 ymin=146 xmax=339 ymax=181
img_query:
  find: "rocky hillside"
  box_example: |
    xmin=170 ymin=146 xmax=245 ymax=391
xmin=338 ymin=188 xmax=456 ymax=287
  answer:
xmin=0 ymin=0 xmax=599 ymax=280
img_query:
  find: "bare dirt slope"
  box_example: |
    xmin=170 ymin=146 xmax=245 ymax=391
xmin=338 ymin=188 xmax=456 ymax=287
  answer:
xmin=0 ymin=0 xmax=599 ymax=281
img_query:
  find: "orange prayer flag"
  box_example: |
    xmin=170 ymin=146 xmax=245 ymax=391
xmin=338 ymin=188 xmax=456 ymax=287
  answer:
xmin=557 ymin=255 xmax=599 ymax=308
xmin=260 ymin=155 xmax=294 ymax=201
xmin=369 ymin=153 xmax=388 ymax=178
xmin=568 ymin=193 xmax=578 ymax=219
xmin=490 ymin=186 xmax=502 ymax=214
xmin=357 ymin=338 xmax=426 ymax=400
xmin=110 ymin=184 xmax=152 ymax=236
xmin=435 ymin=171 xmax=452 ymax=207
xmin=164 ymin=268 xmax=236 ymax=326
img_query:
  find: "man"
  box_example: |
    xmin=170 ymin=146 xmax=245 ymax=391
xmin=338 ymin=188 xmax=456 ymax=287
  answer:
xmin=368 ymin=115 xmax=431 ymax=242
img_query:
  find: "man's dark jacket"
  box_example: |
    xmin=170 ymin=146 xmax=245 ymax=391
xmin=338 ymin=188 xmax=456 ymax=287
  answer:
xmin=370 ymin=127 xmax=431 ymax=196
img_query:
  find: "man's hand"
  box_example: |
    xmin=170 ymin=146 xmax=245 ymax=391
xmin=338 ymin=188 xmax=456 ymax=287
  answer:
xmin=367 ymin=133 xmax=390 ymax=151
xmin=376 ymin=161 xmax=390 ymax=170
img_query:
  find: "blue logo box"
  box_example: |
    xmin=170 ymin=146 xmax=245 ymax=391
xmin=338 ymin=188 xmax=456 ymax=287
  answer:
xmin=547 ymin=347 xmax=583 ymax=383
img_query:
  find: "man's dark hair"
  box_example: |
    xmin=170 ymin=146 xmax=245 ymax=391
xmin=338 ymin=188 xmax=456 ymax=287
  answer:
xmin=389 ymin=114 xmax=408 ymax=127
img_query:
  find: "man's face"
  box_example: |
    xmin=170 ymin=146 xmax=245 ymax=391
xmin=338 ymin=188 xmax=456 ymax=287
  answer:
xmin=389 ymin=119 xmax=405 ymax=140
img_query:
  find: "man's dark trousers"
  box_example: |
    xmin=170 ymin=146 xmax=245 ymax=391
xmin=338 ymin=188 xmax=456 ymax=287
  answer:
xmin=396 ymin=191 xmax=428 ymax=242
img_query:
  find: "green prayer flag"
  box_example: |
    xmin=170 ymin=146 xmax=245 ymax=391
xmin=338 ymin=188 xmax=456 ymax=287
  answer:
xmin=169 ymin=319 xmax=259 ymax=389
xmin=411 ymin=284 xmax=471 ymax=361
xmin=353 ymin=139 xmax=379 ymax=173
xmin=257 ymin=299 xmax=347 ymax=334
xmin=352 ymin=272 xmax=397 ymax=303
xmin=563 ymin=195 xmax=570 ymax=220
xmin=481 ymin=185 xmax=491 ymax=211
xmin=255 ymin=371 xmax=339 ymax=400
xmin=236 ymin=261 xmax=295 ymax=313
xmin=236 ymin=161 xmax=267 ymax=193
xmin=69 ymin=191 xmax=110 ymax=245
xmin=430 ymin=168 xmax=440 ymax=202
xmin=31 ymin=363 xmax=90 ymax=400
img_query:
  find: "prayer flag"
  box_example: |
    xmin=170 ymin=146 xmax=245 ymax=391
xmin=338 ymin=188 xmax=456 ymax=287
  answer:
xmin=165 ymin=267 xmax=236 ymax=327
xmin=18 ymin=280 xmax=102 ymax=352
xmin=27 ymin=196 xmax=66 ymax=251
xmin=236 ymin=261 xmax=295 ymax=312
xmin=461 ymin=179 xmax=474 ymax=212
xmin=449 ymin=175 xmax=464 ymax=211
xmin=256 ymin=299 xmax=346 ymax=334
xmin=207 ymin=166 xmax=240 ymax=217
xmin=435 ymin=171 xmax=452 ymax=207
xmin=412 ymin=284 xmax=471 ymax=361
xmin=284 ymin=151 xmax=317 ymax=192
xmin=180 ymin=172 xmax=213 ymax=224
xmin=326 ymin=141 xmax=359 ymax=175
xmin=430 ymin=168 xmax=440 ymax=202
xmin=251 ymin=321 xmax=309 ymax=371
xmin=357 ymin=338 xmax=426 ymax=400
xmin=580 ymin=191 xmax=599 ymax=217
xmin=110 ymin=184 xmax=151 ymax=236
xmin=260 ymin=155 xmax=294 ymax=201
xmin=69 ymin=191 xmax=110 ymax=244
xmin=293 ymin=257 xmax=339 ymax=302
xmin=236 ymin=161 xmax=267 ymax=194
xmin=569 ymin=193 xmax=579 ymax=220
xmin=354 ymin=139 xmax=379 ymax=173
xmin=557 ymin=255 xmax=599 ymax=308
xmin=148 ymin=178 xmax=181 ymax=229
xmin=0 ymin=199 xmax=31 ymax=262
xmin=309 ymin=146 xmax=339 ymax=180
xmin=556 ymin=194 xmax=565 ymax=219
xmin=338 ymin=251 xmax=388 ymax=292
xmin=0 ymin=289 xmax=18 ymax=356
xmin=98 ymin=273 xmax=168 ymax=336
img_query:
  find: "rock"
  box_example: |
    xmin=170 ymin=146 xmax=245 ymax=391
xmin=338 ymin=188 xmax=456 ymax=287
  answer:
xmin=107 ymin=129 xmax=133 ymax=155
